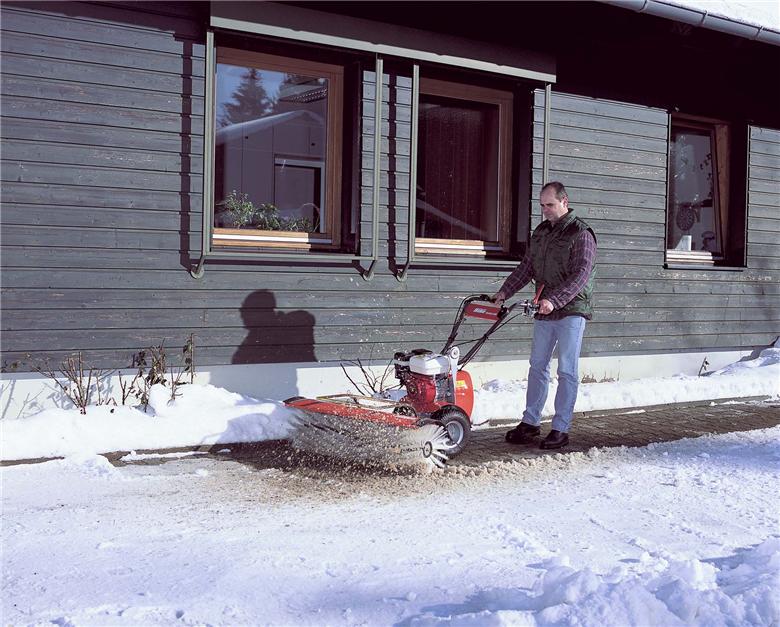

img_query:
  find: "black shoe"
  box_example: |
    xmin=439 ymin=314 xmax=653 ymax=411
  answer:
xmin=540 ymin=430 xmax=569 ymax=450
xmin=505 ymin=422 xmax=541 ymax=444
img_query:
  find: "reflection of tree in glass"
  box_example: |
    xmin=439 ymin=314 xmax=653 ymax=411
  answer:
xmin=218 ymin=68 xmax=275 ymax=128
xmin=698 ymin=152 xmax=714 ymax=201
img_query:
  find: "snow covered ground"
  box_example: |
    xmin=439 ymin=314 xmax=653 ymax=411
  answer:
xmin=2 ymin=424 xmax=779 ymax=626
xmin=1 ymin=344 xmax=779 ymax=626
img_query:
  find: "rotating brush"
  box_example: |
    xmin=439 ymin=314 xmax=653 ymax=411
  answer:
xmin=289 ymin=409 xmax=455 ymax=471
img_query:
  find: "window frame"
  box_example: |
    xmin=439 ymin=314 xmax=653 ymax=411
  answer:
xmin=665 ymin=112 xmax=743 ymax=267
xmin=414 ymin=76 xmax=514 ymax=257
xmin=211 ymin=47 xmax=344 ymax=251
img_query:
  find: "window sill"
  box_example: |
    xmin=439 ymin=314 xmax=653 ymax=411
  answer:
xmin=213 ymin=229 xmax=334 ymax=250
xmin=664 ymin=263 xmax=745 ymax=272
xmin=665 ymin=250 xmax=746 ymax=271
xmin=189 ymin=246 xmax=378 ymax=280
xmin=409 ymin=252 xmax=522 ymax=268
xmin=209 ymin=241 xmax=351 ymax=260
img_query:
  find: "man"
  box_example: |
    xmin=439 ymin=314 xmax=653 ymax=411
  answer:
xmin=492 ymin=182 xmax=596 ymax=450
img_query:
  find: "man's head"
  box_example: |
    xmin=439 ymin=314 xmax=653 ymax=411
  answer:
xmin=540 ymin=181 xmax=569 ymax=223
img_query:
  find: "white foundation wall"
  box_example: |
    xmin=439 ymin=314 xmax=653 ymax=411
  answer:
xmin=0 ymin=348 xmax=755 ymax=420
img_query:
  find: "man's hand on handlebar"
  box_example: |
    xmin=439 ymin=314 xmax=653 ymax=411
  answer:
xmin=490 ymin=292 xmax=506 ymax=306
xmin=537 ymin=298 xmax=554 ymax=315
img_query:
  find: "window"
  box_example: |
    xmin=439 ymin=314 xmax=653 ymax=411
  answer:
xmin=415 ymin=78 xmax=513 ymax=256
xmin=212 ymin=48 xmax=343 ymax=249
xmin=666 ymin=114 xmax=747 ymax=266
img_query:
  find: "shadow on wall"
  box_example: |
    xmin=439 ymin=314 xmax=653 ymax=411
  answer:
xmin=232 ymin=290 xmax=316 ymax=365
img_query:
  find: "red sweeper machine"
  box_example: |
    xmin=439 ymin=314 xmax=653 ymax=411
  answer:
xmin=285 ymin=294 xmax=540 ymax=469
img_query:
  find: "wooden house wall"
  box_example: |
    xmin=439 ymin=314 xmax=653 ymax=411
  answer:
xmin=533 ymin=91 xmax=780 ymax=356
xmin=0 ymin=1 xmax=508 ymax=372
xmin=1 ymin=1 xmax=778 ymax=376
xmin=748 ymin=128 xmax=780 ymax=270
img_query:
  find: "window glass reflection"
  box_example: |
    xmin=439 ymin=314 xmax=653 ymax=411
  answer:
xmin=214 ymin=64 xmax=328 ymax=234
xmin=668 ymin=127 xmax=722 ymax=254
xmin=416 ymin=94 xmax=500 ymax=242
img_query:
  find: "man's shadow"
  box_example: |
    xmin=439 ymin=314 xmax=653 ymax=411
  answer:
xmin=232 ymin=291 xmax=315 ymax=364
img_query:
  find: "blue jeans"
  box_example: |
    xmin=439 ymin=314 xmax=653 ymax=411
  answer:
xmin=521 ymin=316 xmax=586 ymax=433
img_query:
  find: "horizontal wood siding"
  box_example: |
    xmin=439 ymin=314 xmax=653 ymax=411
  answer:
xmin=532 ymin=90 xmax=780 ymax=357
xmin=748 ymin=128 xmax=780 ymax=275
xmin=1 ymin=2 xmax=778 ymax=375
xmin=0 ymin=1 xmax=208 ymax=368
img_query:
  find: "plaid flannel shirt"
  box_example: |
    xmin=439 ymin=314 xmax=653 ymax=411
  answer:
xmin=498 ymin=229 xmax=596 ymax=320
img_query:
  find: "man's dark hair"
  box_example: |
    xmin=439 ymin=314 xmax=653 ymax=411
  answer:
xmin=542 ymin=181 xmax=568 ymax=201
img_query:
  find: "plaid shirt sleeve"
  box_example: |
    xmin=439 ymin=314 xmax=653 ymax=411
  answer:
xmin=497 ymin=253 xmax=534 ymax=300
xmin=545 ymin=229 xmax=597 ymax=310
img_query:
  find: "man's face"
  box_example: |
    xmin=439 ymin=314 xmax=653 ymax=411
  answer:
xmin=540 ymin=188 xmax=568 ymax=223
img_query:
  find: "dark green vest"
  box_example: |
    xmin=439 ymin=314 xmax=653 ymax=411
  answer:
xmin=530 ymin=209 xmax=596 ymax=319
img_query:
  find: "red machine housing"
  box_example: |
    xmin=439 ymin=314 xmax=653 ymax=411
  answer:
xmin=401 ymin=368 xmax=474 ymax=416
xmin=463 ymin=302 xmax=503 ymax=321
xmin=454 ymin=370 xmax=475 ymax=415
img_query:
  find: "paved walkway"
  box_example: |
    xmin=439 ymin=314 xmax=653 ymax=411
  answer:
xmin=454 ymin=400 xmax=780 ymax=468
xmin=195 ymin=399 xmax=780 ymax=473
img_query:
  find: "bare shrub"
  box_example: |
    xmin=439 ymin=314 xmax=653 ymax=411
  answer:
xmin=124 ymin=335 xmax=196 ymax=409
xmin=30 ymin=352 xmax=115 ymax=414
xmin=341 ymin=358 xmax=396 ymax=397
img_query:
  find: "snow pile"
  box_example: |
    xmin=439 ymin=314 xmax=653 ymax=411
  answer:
xmin=410 ymin=539 xmax=780 ymax=626
xmin=57 ymin=452 xmax=120 ymax=479
xmin=471 ymin=341 xmax=780 ymax=424
xmin=0 ymin=383 xmax=295 ymax=461
xmin=711 ymin=341 xmax=780 ymax=375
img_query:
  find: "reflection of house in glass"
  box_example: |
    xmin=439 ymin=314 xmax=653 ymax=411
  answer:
xmin=668 ymin=126 xmax=721 ymax=255
xmin=214 ymin=109 xmax=326 ymax=231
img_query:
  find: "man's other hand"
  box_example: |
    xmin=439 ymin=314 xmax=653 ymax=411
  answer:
xmin=538 ymin=299 xmax=554 ymax=315
xmin=490 ymin=292 xmax=506 ymax=306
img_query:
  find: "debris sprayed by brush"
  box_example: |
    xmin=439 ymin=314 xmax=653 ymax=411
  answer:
xmin=288 ymin=401 xmax=454 ymax=472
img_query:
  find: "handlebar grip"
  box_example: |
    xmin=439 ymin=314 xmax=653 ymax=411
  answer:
xmin=465 ymin=294 xmax=495 ymax=303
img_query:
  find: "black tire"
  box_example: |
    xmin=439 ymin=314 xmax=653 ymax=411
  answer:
xmin=429 ymin=405 xmax=471 ymax=457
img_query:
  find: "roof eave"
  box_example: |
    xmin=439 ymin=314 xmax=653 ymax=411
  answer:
xmin=603 ymin=0 xmax=780 ymax=46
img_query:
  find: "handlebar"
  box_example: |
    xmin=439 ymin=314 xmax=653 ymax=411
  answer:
xmin=442 ymin=293 xmax=539 ymax=367
xmin=507 ymin=299 xmax=540 ymax=317
xmin=469 ymin=294 xmax=539 ymax=318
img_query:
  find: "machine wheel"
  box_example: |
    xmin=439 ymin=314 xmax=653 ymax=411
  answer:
xmin=429 ymin=405 xmax=471 ymax=457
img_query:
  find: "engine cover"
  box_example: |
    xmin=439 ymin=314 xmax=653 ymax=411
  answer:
xmin=408 ymin=353 xmax=450 ymax=376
